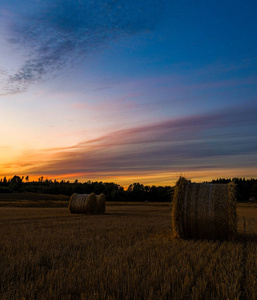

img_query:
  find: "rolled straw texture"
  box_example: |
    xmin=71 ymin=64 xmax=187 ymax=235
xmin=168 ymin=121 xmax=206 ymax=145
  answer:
xmin=96 ymin=193 xmax=106 ymax=214
xmin=172 ymin=177 xmax=237 ymax=240
xmin=69 ymin=193 xmax=97 ymax=214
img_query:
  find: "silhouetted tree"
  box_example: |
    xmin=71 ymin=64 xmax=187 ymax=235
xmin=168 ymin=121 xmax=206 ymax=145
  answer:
xmin=10 ymin=175 xmax=23 ymax=192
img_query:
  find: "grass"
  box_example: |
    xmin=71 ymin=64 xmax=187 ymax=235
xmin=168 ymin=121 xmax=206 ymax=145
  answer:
xmin=0 ymin=193 xmax=69 ymax=207
xmin=0 ymin=202 xmax=256 ymax=299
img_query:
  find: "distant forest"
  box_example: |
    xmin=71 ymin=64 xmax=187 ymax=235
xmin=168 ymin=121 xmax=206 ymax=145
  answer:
xmin=0 ymin=175 xmax=256 ymax=202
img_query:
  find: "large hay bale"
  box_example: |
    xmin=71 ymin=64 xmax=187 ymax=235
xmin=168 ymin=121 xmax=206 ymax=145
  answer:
xmin=172 ymin=177 xmax=237 ymax=240
xmin=69 ymin=193 xmax=97 ymax=214
xmin=96 ymin=193 xmax=106 ymax=214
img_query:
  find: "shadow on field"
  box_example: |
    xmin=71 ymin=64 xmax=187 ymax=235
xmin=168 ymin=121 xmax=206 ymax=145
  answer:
xmin=236 ymin=233 xmax=257 ymax=243
xmin=104 ymin=213 xmax=127 ymax=216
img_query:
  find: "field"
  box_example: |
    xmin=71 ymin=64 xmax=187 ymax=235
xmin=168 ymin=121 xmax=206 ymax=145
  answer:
xmin=0 ymin=200 xmax=257 ymax=299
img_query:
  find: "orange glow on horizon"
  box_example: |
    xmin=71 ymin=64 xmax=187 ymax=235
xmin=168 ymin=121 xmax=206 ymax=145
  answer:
xmin=1 ymin=167 xmax=255 ymax=190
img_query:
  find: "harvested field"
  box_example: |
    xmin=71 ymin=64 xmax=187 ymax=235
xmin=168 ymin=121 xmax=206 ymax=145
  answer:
xmin=0 ymin=203 xmax=256 ymax=299
xmin=0 ymin=193 xmax=69 ymax=208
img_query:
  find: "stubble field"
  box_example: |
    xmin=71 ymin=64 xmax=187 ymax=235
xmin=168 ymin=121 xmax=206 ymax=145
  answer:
xmin=0 ymin=202 xmax=256 ymax=299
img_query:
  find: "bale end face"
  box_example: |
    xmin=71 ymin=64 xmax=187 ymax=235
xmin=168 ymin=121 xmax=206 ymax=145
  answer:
xmin=96 ymin=193 xmax=106 ymax=214
xmin=69 ymin=193 xmax=97 ymax=214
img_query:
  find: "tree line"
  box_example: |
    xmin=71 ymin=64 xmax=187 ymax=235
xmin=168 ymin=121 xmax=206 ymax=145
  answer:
xmin=208 ymin=178 xmax=257 ymax=202
xmin=0 ymin=175 xmax=256 ymax=202
xmin=0 ymin=176 xmax=172 ymax=202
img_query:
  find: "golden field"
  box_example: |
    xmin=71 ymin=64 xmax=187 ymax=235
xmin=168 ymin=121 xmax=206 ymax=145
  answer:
xmin=0 ymin=202 xmax=256 ymax=299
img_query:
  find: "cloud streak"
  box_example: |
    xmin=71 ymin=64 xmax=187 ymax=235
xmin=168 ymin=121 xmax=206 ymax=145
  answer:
xmin=1 ymin=0 xmax=165 ymax=94
xmin=8 ymin=103 xmax=257 ymax=183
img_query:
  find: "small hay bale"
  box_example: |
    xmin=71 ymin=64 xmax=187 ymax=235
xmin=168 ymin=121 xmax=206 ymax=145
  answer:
xmin=172 ymin=177 xmax=237 ymax=240
xmin=69 ymin=193 xmax=97 ymax=214
xmin=68 ymin=193 xmax=84 ymax=214
xmin=96 ymin=193 xmax=106 ymax=214
xmin=84 ymin=193 xmax=97 ymax=214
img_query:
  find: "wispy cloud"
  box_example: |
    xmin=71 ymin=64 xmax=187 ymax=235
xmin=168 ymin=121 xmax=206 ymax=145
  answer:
xmin=72 ymin=93 xmax=140 ymax=112
xmin=7 ymin=103 xmax=257 ymax=182
xmin=1 ymin=0 xmax=165 ymax=94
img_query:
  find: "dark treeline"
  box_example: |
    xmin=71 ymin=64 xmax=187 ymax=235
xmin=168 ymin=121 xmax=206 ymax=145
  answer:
xmin=208 ymin=178 xmax=257 ymax=202
xmin=0 ymin=175 xmax=256 ymax=202
xmin=0 ymin=176 xmax=172 ymax=202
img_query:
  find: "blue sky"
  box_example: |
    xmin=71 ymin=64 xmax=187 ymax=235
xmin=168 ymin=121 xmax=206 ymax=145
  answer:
xmin=0 ymin=0 xmax=257 ymax=186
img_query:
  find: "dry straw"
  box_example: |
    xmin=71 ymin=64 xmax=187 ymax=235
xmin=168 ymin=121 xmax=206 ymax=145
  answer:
xmin=172 ymin=177 xmax=237 ymax=240
xmin=69 ymin=193 xmax=97 ymax=214
xmin=96 ymin=193 xmax=106 ymax=214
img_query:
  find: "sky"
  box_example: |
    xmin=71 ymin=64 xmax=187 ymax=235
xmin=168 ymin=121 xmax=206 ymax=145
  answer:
xmin=0 ymin=0 xmax=257 ymax=187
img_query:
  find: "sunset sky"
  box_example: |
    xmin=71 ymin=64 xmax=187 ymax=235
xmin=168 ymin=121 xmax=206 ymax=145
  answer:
xmin=0 ymin=0 xmax=257 ymax=187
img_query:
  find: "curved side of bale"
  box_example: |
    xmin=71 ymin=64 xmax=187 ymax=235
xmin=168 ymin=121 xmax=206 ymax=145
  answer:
xmin=172 ymin=177 xmax=237 ymax=240
xmin=228 ymin=182 xmax=237 ymax=240
xmin=96 ymin=193 xmax=106 ymax=214
xmin=68 ymin=193 xmax=76 ymax=213
xmin=84 ymin=193 xmax=97 ymax=214
xmin=172 ymin=177 xmax=189 ymax=239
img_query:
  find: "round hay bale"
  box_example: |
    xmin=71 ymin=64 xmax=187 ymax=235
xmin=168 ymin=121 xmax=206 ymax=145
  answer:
xmin=68 ymin=193 xmax=84 ymax=213
xmin=96 ymin=193 xmax=106 ymax=214
xmin=84 ymin=193 xmax=97 ymax=214
xmin=69 ymin=193 xmax=97 ymax=214
xmin=172 ymin=177 xmax=237 ymax=240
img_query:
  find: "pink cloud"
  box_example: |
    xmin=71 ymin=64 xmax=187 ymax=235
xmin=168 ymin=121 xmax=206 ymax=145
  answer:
xmin=3 ymin=103 xmax=257 ymax=186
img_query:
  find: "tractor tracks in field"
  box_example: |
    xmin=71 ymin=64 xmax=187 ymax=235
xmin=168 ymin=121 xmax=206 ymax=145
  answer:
xmin=240 ymin=243 xmax=247 ymax=300
xmin=239 ymin=231 xmax=247 ymax=300
xmin=181 ymin=240 xmax=222 ymax=299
